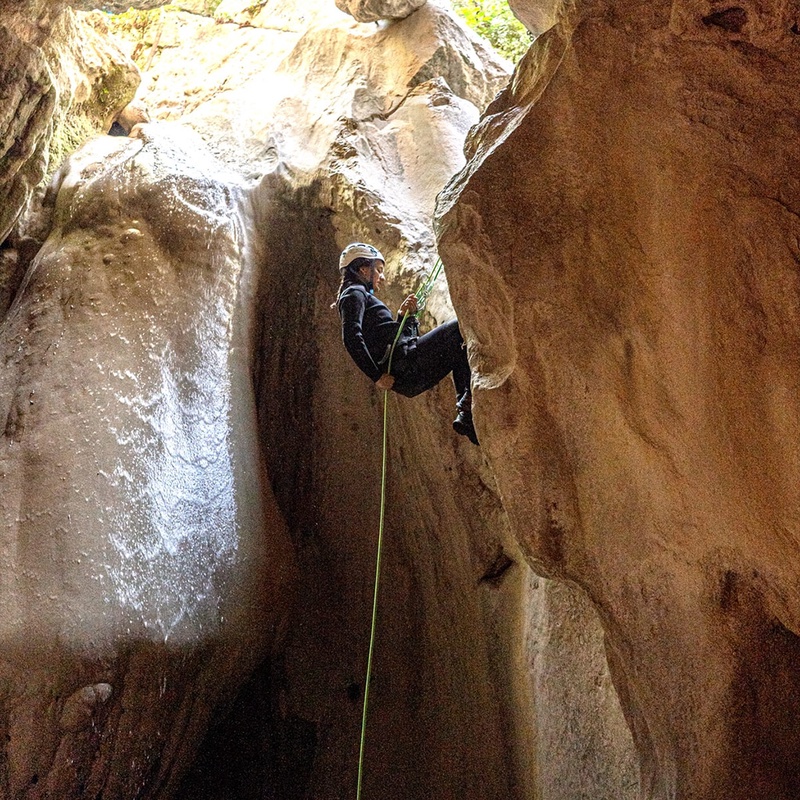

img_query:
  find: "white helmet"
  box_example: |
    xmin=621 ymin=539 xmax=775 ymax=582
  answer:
xmin=339 ymin=242 xmax=385 ymax=270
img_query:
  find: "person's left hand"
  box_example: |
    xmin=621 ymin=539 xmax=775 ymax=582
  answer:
xmin=398 ymin=294 xmax=418 ymax=315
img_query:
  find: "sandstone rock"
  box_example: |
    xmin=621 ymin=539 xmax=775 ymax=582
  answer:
xmin=0 ymin=17 xmax=58 ymax=244
xmin=65 ymin=1 xmax=216 ymax=10
xmin=507 ymin=0 xmax=564 ymax=34
xmin=0 ymin=4 xmax=139 ymax=243
xmin=45 ymin=11 xmax=141 ymax=164
xmin=0 ymin=124 xmax=295 ymax=798
xmin=115 ymin=98 xmax=151 ymax=132
xmin=0 ymin=248 xmax=26 ymax=317
xmin=0 ymin=1 xmax=644 ymax=798
xmin=67 ymin=0 xmax=172 ymax=10
xmin=334 ymin=0 xmax=427 ymax=23
xmin=438 ymin=1 xmax=800 ymax=798
xmin=175 ymin=0 xmax=215 ymax=13
xmin=59 ymin=683 xmax=113 ymax=732
xmin=114 ymin=1 xmax=506 ymax=175
xmin=105 ymin=4 xmax=570 ymax=800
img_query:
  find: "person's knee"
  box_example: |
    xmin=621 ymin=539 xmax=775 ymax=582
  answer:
xmin=441 ymin=319 xmax=463 ymax=346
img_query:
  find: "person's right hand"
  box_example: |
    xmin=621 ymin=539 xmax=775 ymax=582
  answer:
xmin=398 ymin=294 xmax=418 ymax=315
xmin=376 ymin=373 xmax=395 ymax=391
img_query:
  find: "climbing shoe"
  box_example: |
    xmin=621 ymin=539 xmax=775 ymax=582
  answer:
xmin=453 ymin=409 xmax=479 ymax=446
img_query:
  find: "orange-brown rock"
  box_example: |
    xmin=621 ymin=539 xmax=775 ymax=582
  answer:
xmin=438 ymin=2 xmax=800 ymax=798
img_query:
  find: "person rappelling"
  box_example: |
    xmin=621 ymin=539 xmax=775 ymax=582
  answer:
xmin=334 ymin=242 xmax=478 ymax=446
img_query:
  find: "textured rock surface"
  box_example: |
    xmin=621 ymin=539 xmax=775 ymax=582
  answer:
xmin=438 ymin=1 xmax=800 ymax=798
xmin=507 ymin=0 xmax=563 ymax=34
xmin=0 ymin=4 xmax=138 ymax=242
xmin=335 ymin=0 xmax=427 ymax=23
xmin=115 ymin=5 xmax=543 ymax=799
xmin=0 ymin=124 xmax=294 ymax=798
xmin=67 ymin=1 xmax=173 ymax=11
xmin=0 ymin=1 xmax=646 ymax=798
xmin=113 ymin=1 xmax=505 ymax=174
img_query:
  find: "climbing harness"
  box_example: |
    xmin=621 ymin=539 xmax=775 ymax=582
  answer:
xmin=355 ymin=258 xmax=443 ymax=800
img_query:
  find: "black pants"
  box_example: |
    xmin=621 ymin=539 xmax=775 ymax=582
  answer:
xmin=391 ymin=319 xmax=471 ymax=403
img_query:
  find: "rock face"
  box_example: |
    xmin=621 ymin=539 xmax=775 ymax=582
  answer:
xmin=0 ymin=0 xmax=647 ymax=798
xmin=0 ymin=2 xmax=555 ymax=799
xmin=507 ymin=0 xmax=563 ymax=34
xmin=334 ymin=0 xmax=427 ymax=23
xmin=0 ymin=122 xmax=294 ymax=798
xmin=0 ymin=3 xmax=138 ymax=246
xmin=67 ymin=1 xmax=173 ymax=11
xmin=438 ymin=1 xmax=800 ymax=799
xmin=117 ymin=5 xmax=547 ymax=799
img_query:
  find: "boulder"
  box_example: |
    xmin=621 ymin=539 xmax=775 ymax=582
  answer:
xmin=334 ymin=0 xmax=427 ymax=23
xmin=507 ymin=0 xmax=564 ymax=34
xmin=438 ymin=1 xmax=800 ymax=798
xmin=114 ymin=98 xmax=151 ymax=132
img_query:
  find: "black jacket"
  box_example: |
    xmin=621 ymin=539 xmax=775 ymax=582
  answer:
xmin=338 ymin=281 xmax=418 ymax=382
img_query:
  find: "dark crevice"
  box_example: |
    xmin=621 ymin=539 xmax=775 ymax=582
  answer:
xmin=719 ymin=569 xmax=738 ymax=611
xmin=479 ymin=549 xmax=515 ymax=586
xmin=346 ymin=681 xmax=361 ymax=704
xmin=702 ymin=7 xmax=748 ymax=33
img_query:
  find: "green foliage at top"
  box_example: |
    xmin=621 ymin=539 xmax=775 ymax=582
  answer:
xmin=450 ymin=0 xmax=532 ymax=63
xmin=107 ymin=6 xmax=178 ymax=69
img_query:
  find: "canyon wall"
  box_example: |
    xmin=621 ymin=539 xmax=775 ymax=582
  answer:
xmin=28 ymin=0 xmax=800 ymax=794
xmin=0 ymin=3 xmax=138 ymax=246
xmin=438 ymin=1 xmax=800 ymax=798
xmin=0 ymin=119 xmax=295 ymax=798
xmin=0 ymin=4 xmax=297 ymax=798
xmin=124 ymin=4 xmax=541 ymax=798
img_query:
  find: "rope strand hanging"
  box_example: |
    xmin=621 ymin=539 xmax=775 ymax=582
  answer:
xmin=355 ymin=258 xmax=442 ymax=800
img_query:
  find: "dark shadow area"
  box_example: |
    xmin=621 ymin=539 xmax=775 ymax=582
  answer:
xmin=702 ymin=7 xmax=748 ymax=33
xmin=0 ymin=236 xmax=40 ymax=319
xmin=252 ymin=175 xmax=339 ymax=540
xmin=720 ymin=570 xmax=800 ymax=800
xmin=177 ymin=658 xmax=318 ymax=800
xmin=177 ymin=174 xmax=339 ymax=800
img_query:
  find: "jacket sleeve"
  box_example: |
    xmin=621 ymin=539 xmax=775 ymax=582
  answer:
xmin=339 ymin=289 xmax=382 ymax=382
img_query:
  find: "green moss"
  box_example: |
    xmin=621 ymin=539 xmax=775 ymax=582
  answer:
xmin=450 ymin=0 xmax=533 ymax=62
xmin=242 ymin=1 xmax=269 ymax=14
xmin=107 ymin=5 xmax=181 ymax=67
xmin=94 ymin=62 xmax=139 ymax=119
xmin=46 ymin=56 xmax=137 ymax=181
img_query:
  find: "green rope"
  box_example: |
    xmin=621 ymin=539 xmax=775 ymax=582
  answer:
xmin=355 ymin=387 xmax=389 ymax=800
xmin=355 ymin=258 xmax=443 ymax=800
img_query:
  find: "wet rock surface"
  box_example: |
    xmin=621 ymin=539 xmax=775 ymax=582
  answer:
xmin=0 ymin=124 xmax=294 ymax=797
xmin=438 ymin=1 xmax=800 ymax=798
